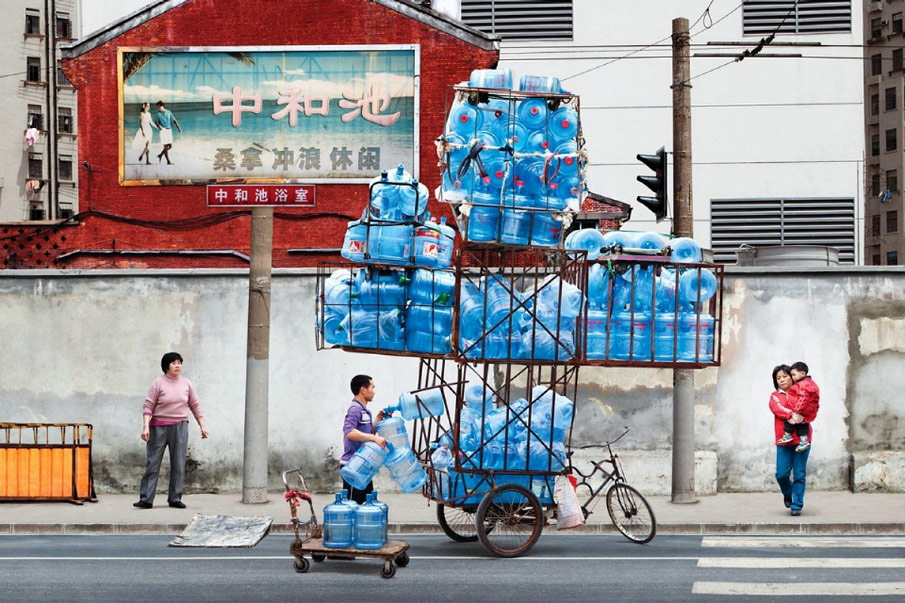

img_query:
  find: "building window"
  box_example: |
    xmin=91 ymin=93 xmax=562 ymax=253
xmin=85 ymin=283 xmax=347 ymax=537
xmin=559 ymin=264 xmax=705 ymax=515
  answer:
xmin=26 ymin=57 xmax=41 ymax=82
xmin=27 ymin=104 xmax=43 ymax=130
xmin=28 ymin=153 xmax=43 ymax=179
xmin=872 ymin=134 xmax=880 ymax=156
xmin=55 ymin=12 xmax=71 ymax=39
xmin=872 ymin=172 xmax=881 ymax=196
xmin=710 ymin=197 xmax=857 ymax=264
xmin=872 ymin=17 xmax=883 ymax=39
xmin=895 ymin=49 xmax=904 ymax=71
xmin=888 ymin=210 xmax=899 ymax=233
xmin=886 ymin=88 xmax=897 ymax=111
xmin=56 ymin=61 xmax=71 ymax=87
xmin=895 ymin=12 xmax=903 ymax=34
xmin=58 ymin=154 xmax=73 ymax=181
xmin=58 ymin=107 xmax=73 ymax=133
xmin=25 ymin=9 xmax=40 ymax=35
xmin=873 ymin=254 xmax=882 ymax=265
xmin=871 ymin=94 xmax=879 ymax=116
xmin=461 ymin=0 xmax=573 ymax=40
xmin=745 ymin=1 xmax=852 ymax=35
xmin=888 ymin=170 xmax=899 ymax=193
xmin=889 ymin=251 xmax=899 ymax=265
xmin=872 ymin=214 xmax=881 ymax=237
xmin=59 ymin=206 xmax=74 ymax=219
xmin=29 ymin=206 xmax=45 ymax=221
xmin=887 ymin=128 xmax=898 ymax=152
xmin=872 ymin=54 xmax=882 ymax=76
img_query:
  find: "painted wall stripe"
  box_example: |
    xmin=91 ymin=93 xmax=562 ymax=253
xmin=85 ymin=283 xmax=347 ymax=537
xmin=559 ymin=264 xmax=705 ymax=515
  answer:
xmin=692 ymin=582 xmax=905 ymax=596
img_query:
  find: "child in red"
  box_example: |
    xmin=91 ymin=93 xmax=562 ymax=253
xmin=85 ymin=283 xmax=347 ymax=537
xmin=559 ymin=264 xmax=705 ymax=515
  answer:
xmin=776 ymin=361 xmax=820 ymax=452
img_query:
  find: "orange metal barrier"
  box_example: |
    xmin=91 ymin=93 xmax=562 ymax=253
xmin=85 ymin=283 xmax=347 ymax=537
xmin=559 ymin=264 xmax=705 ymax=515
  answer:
xmin=0 ymin=423 xmax=97 ymax=504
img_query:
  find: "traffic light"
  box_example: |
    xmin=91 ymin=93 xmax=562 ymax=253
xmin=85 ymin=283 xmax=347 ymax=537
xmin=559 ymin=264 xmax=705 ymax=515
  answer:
xmin=636 ymin=147 xmax=668 ymax=222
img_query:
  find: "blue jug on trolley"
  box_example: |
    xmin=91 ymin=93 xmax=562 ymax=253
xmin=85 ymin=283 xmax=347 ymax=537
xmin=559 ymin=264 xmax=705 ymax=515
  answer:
xmin=353 ymin=494 xmax=387 ymax=550
xmin=322 ymin=493 xmax=354 ymax=549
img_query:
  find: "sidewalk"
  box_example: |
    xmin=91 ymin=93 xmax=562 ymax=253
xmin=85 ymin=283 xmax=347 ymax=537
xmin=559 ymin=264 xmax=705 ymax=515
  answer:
xmin=2 ymin=491 xmax=904 ymax=535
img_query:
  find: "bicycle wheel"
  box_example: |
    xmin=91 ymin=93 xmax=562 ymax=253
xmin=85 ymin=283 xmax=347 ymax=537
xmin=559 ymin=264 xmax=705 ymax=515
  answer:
xmin=606 ymin=482 xmax=656 ymax=544
xmin=436 ymin=503 xmax=480 ymax=542
xmin=476 ymin=484 xmax=543 ymax=557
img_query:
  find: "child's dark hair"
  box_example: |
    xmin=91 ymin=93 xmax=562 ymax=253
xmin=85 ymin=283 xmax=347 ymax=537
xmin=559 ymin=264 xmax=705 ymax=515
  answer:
xmin=161 ymin=352 xmax=183 ymax=373
xmin=790 ymin=361 xmax=809 ymax=375
xmin=350 ymin=374 xmax=372 ymax=395
xmin=772 ymin=364 xmax=792 ymax=390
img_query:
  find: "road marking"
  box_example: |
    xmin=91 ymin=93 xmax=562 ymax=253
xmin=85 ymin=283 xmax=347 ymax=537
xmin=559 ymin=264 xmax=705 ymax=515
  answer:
xmin=692 ymin=582 xmax=905 ymax=596
xmin=699 ymin=557 xmax=905 ymax=569
xmin=701 ymin=536 xmax=905 ymax=549
xmin=0 ymin=555 xmax=699 ymax=562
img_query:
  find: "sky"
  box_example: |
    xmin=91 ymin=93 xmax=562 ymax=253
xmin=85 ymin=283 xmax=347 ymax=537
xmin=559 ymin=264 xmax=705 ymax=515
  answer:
xmin=80 ymin=0 xmax=151 ymax=37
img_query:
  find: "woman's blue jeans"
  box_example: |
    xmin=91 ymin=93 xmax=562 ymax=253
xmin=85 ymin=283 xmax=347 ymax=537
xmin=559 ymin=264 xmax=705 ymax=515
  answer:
xmin=775 ymin=444 xmax=810 ymax=512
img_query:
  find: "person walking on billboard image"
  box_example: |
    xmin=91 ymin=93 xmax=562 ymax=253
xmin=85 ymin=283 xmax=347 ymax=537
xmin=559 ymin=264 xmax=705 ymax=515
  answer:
xmin=154 ymin=100 xmax=182 ymax=165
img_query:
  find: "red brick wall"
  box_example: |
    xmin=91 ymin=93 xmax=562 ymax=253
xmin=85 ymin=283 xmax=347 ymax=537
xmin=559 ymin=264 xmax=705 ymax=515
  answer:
xmin=6 ymin=0 xmax=497 ymax=269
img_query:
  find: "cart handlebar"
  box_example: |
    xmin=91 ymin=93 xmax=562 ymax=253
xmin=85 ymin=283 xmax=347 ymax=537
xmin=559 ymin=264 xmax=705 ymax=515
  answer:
xmin=577 ymin=427 xmax=630 ymax=449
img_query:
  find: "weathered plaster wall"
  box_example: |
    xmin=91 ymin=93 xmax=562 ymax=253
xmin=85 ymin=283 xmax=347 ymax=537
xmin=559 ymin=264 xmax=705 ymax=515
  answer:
xmin=1 ymin=266 xmax=903 ymax=493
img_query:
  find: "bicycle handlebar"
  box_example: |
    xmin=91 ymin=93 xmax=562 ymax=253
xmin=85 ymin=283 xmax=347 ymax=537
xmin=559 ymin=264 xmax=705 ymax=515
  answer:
xmin=577 ymin=426 xmax=630 ymax=449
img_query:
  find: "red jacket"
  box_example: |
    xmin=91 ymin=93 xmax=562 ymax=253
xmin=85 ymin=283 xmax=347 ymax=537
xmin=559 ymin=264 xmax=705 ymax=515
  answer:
xmin=788 ymin=376 xmax=820 ymax=423
xmin=769 ymin=390 xmax=813 ymax=444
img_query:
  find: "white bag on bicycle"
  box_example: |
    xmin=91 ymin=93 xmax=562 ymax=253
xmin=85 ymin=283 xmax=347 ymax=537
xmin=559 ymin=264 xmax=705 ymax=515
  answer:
xmin=555 ymin=474 xmax=584 ymax=531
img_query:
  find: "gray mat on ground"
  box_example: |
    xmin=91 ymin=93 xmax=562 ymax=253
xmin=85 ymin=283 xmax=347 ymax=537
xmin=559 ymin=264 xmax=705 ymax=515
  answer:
xmin=169 ymin=514 xmax=273 ymax=547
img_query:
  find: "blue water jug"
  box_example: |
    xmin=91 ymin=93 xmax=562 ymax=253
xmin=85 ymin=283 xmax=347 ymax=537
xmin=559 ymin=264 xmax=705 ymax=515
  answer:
xmin=483 ymin=273 xmax=519 ymax=325
xmin=430 ymin=446 xmax=453 ymax=498
xmin=375 ymin=415 xmax=409 ymax=451
xmin=340 ymin=441 xmax=388 ymax=491
xmin=600 ymin=230 xmax=634 ymax=252
xmin=342 ymin=309 xmax=378 ymax=348
xmin=549 ymin=107 xmax=578 ymax=144
xmin=341 ymin=221 xmax=369 ymax=262
xmin=519 ymin=440 xmax=566 ymax=471
xmin=678 ymin=312 xmax=715 ymax=361
xmin=385 ymin=443 xmax=428 ymax=493
xmin=353 ymin=495 xmax=386 ymax=550
xmin=565 ymin=228 xmax=605 ymax=260
xmin=670 ymin=237 xmax=702 ymax=263
xmin=480 ymin=153 xmax=510 ymax=191
xmin=482 ymin=97 xmax=514 ymax=129
xmin=410 ymin=268 xmax=455 ymax=306
xmin=523 ymin=323 xmax=575 ymax=361
xmin=653 ymin=312 xmax=678 ymax=361
xmin=321 ymin=308 xmax=350 ymax=346
xmin=398 ymin=180 xmax=430 ymax=219
xmin=616 ymin=310 xmax=652 ymax=361
xmin=587 ymin=263 xmax=611 ymax=310
xmin=519 ymin=75 xmax=562 ymax=94
xmin=448 ymin=102 xmax=484 ymax=137
xmin=413 ymin=222 xmax=441 ymax=268
xmin=359 ymin=272 xmax=407 ymax=307
xmin=679 ymin=268 xmax=718 ymax=307
xmin=634 ymin=231 xmax=666 ymax=251
xmin=553 ymin=140 xmax=580 ymax=177
xmin=467 ymin=185 xmax=501 ymax=242
xmin=529 ymin=212 xmax=562 ymax=247
xmin=436 ymin=217 xmax=456 ymax=268
xmin=538 ymin=275 xmax=584 ymax=318
xmin=517 ymin=98 xmax=549 ymax=130
xmin=655 ymin=268 xmax=678 ymax=312
xmin=406 ymin=305 xmax=453 ymax=335
xmin=367 ymin=223 xmax=413 ymax=265
xmin=377 ymin=308 xmax=405 ymax=351
xmin=322 ymin=492 xmax=354 ymax=549
xmin=405 ymin=329 xmax=451 ymax=354
xmin=340 ymin=489 xmax=359 ymax=515
xmin=390 ymin=388 xmax=447 ymax=419
xmin=458 ymin=405 xmax=482 ymax=451
xmin=500 ymin=209 xmax=532 ymax=245
xmin=469 ymin=68 xmax=513 ymax=90
xmin=526 ymin=130 xmax=552 ymax=155
xmin=586 ymin=308 xmax=609 ymax=359
xmin=458 ymin=282 xmax=486 ymax=340
xmin=371 ymin=491 xmax=389 ymax=543
xmin=620 ymin=265 xmax=655 ymax=312
xmin=465 ymin=383 xmax=495 ymax=416
xmin=492 ymin=119 xmax=529 ymax=154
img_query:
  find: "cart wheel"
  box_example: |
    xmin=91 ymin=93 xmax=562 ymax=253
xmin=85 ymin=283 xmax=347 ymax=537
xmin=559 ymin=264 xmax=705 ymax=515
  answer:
xmin=311 ymin=553 xmax=326 ymax=563
xmin=606 ymin=482 xmax=657 ymax=544
xmin=476 ymin=484 xmax=543 ymax=557
xmin=436 ymin=503 xmax=480 ymax=542
xmin=381 ymin=560 xmax=396 ymax=579
xmin=395 ymin=551 xmax=409 ymax=567
xmin=294 ymin=556 xmax=309 ymax=573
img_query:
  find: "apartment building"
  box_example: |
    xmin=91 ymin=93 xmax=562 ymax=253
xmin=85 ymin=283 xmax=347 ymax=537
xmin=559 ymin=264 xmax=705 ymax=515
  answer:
xmin=0 ymin=0 xmax=79 ymax=222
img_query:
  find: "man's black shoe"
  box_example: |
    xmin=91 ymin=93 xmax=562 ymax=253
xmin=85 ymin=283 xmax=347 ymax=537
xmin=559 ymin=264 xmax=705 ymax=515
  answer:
xmin=790 ymin=509 xmax=801 ymax=516
xmin=168 ymin=501 xmax=186 ymax=509
xmin=783 ymin=495 xmax=792 ymax=509
xmin=133 ymin=501 xmax=153 ymax=509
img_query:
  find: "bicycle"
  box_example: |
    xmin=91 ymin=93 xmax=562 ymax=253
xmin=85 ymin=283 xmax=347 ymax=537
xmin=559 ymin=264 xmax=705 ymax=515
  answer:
xmin=571 ymin=427 xmax=657 ymax=544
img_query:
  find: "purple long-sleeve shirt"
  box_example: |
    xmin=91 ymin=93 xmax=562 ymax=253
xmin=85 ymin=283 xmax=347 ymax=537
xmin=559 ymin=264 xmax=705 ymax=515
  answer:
xmin=341 ymin=399 xmax=372 ymax=465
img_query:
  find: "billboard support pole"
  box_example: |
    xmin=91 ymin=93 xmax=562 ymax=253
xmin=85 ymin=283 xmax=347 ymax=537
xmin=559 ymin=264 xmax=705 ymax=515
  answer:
xmin=242 ymin=207 xmax=273 ymax=504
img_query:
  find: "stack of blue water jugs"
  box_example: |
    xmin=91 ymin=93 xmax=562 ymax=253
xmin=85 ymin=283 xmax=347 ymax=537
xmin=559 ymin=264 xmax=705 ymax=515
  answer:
xmin=441 ymin=68 xmax=584 ymax=246
xmin=341 ymin=164 xmax=456 ymax=267
xmin=322 ymin=490 xmax=389 ymax=550
xmin=566 ymin=229 xmax=717 ymax=362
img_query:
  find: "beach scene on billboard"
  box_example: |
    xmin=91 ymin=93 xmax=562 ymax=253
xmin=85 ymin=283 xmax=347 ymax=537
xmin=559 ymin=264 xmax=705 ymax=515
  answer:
xmin=121 ymin=48 xmax=417 ymax=183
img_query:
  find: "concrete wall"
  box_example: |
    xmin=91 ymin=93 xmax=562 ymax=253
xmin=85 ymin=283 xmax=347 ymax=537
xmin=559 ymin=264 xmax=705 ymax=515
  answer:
xmin=2 ymin=266 xmax=903 ymax=494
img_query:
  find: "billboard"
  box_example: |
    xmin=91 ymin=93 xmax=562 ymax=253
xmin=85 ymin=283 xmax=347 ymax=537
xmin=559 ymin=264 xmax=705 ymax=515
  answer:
xmin=118 ymin=46 xmax=419 ymax=185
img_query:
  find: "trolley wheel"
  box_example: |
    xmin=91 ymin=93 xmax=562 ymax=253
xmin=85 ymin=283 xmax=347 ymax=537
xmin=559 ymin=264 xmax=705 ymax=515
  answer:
xmin=381 ymin=560 xmax=397 ymax=579
xmin=606 ymin=482 xmax=657 ymax=544
xmin=436 ymin=503 xmax=480 ymax=542
xmin=395 ymin=551 xmax=409 ymax=567
xmin=476 ymin=484 xmax=543 ymax=558
xmin=311 ymin=553 xmax=326 ymax=563
xmin=294 ymin=556 xmax=309 ymax=573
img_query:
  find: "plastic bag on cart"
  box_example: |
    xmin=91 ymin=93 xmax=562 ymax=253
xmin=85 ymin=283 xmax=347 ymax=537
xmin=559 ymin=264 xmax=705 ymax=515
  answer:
xmin=554 ymin=474 xmax=584 ymax=531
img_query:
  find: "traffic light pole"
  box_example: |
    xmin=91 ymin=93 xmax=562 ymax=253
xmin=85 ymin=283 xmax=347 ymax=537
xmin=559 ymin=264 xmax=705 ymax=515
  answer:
xmin=671 ymin=16 xmax=697 ymax=504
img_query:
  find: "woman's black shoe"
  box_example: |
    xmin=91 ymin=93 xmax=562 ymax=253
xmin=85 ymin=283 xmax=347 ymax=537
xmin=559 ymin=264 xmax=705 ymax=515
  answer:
xmin=133 ymin=501 xmax=153 ymax=509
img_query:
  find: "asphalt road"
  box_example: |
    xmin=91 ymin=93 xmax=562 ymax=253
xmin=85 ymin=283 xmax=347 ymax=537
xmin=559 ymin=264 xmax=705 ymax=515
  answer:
xmin=1 ymin=534 xmax=904 ymax=601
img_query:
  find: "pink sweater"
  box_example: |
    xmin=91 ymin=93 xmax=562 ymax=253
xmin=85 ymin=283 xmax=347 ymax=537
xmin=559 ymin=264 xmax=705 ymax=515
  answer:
xmin=143 ymin=375 xmax=202 ymax=425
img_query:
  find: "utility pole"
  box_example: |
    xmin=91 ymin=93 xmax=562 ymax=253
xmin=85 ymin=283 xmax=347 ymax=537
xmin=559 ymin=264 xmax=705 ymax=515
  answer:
xmin=671 ymin=16 xmax=697 ymax=504
xmin=242 ymin=207 xmax=273 ymax=503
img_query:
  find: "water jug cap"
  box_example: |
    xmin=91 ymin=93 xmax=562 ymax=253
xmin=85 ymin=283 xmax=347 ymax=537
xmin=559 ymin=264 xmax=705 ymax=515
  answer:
xmin=341 ymin=489 xmax=349 ymax=499
xmin=441 ymin=217 xmax=447 ymax=224
xmin=396 ymin=165 xmax=405 ymax=174
xmin=412 ymin=179 xmax=419 ymax=185
xmin=381 ymin=170 xmax=388 ymax=180
xmin=335 ymin=492 xmax=343 ymax=502
xmin=530 ymin=107 xmax=539 ymax=115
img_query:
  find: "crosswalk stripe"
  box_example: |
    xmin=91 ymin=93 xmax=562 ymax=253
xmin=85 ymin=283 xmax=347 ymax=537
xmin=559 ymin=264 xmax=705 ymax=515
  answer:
xmin=698 ymin=557 xmax=905 ymax=569
xmin=701 ymin=536 xmax=905 ymax=549
xmin=692 ymin=582 xmax=905 ymax=596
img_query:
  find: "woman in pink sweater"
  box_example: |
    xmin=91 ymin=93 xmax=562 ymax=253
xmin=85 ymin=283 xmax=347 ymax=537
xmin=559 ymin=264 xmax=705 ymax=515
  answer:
xmin=134 ymin=352 xmax=208 ymax=509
